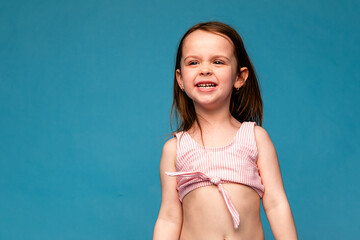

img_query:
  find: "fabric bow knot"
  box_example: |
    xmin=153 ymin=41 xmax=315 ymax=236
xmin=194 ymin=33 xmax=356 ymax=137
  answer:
xmin=165 ymin=170 xmax=240 ymax=229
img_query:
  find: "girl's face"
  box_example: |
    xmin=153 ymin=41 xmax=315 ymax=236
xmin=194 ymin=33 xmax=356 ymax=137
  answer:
xmin=176 ymin=30 xmax=248 ymax=111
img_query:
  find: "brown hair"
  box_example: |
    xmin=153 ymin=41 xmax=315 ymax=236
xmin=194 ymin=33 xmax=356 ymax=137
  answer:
xmin=170 ymin=21 xmax=263 ymax=135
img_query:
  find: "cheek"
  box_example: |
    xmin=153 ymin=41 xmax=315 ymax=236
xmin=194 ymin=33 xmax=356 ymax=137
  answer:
xmin=181 ymin=69 xmax=196 ymax=81
xmin=218 ymin=69 xmax=237 ymax=81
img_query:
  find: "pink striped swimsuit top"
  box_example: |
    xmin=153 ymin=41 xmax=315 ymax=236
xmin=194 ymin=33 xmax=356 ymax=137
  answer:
xmin=165 ymin=121 xmax=264 ymax=229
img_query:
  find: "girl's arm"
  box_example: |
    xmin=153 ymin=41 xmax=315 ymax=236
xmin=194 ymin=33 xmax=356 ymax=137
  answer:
xmin=255 ymin=126 xmax=298 ymax=240
xmin=153 ymin=138 xmax=182 ymax=240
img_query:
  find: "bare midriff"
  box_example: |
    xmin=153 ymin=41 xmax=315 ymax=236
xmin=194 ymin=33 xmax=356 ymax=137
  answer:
xmin=180 ymin=183 xmax=265 ymax=240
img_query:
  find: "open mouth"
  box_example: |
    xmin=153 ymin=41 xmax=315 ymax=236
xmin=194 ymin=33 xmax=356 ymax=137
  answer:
xmin=196 ymin=83 xmax=217 ymax=88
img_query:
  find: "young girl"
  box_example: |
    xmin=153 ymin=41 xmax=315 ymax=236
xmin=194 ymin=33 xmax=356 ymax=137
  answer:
xmin=153 ymin=21 xmax=298 ymax=240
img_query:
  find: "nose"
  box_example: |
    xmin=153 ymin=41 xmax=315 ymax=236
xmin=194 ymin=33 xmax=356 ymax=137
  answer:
xmin=200 ymin=63 xmax=212 ymax=76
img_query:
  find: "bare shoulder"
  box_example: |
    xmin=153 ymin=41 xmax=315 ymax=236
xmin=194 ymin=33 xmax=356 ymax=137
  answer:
xmin=162 ymin=137 xmax=177 ymax=154
xmin=161 ymin=137 xmax=177 ymax=161
xmin=254 ymin=125 xmax=274 ymax=149
xmin=160 ymin=137 xmax=177 ymax=171
xmin=253 ymin=125 xmax=277 ymax=165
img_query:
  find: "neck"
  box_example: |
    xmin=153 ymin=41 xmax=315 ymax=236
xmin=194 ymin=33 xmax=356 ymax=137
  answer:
xmin=192 ymin=103 xmax=236 ymax=131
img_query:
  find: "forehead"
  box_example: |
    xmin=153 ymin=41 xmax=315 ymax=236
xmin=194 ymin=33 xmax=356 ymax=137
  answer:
xmin=182 ymin=30 xmax=235 ymax=56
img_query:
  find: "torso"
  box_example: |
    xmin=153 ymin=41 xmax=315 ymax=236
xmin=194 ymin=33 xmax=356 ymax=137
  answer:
xmin=174 ymin=120 xmax=265 ymax=239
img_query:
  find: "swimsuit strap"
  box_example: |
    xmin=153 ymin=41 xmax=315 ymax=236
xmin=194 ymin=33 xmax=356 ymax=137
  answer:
xmin=165 ymin=171 xmax=240 ymax=229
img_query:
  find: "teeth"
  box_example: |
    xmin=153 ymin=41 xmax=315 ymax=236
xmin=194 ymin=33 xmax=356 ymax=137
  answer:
xmin=197 ymin=83 xmax=216 ymax=88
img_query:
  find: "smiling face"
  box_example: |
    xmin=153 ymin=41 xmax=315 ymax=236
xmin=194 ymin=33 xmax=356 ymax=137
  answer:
xmin=176 ymin=30 xmax=248 ymax=111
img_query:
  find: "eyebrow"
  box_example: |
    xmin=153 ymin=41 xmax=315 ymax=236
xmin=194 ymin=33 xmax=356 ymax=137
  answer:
xmin=183 ymin=55 xmax=231 ymax=61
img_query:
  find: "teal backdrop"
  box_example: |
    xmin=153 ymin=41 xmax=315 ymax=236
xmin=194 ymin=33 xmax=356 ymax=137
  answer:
xmin=1 ymin=0 xmax=359 ymax=239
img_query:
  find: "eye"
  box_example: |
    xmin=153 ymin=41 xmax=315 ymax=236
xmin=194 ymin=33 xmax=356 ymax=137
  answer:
xmin=188 ymin=61 xmax=198 ymax=66
xmin=214 ymin=60 xmax=224 ymax=64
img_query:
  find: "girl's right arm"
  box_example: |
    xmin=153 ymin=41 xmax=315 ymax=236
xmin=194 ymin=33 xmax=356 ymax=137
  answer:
xmin=153 ymin=138 xmax=182 ymax=240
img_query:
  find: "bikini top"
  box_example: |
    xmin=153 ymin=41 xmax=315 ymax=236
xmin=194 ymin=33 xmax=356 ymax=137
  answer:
xmin=165 ymin=121 xmax=264 ymax=229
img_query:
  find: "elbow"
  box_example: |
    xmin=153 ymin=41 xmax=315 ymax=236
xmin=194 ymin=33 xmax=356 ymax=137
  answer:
xmin=263 ymin=193 xmax=290 ymax=213
xmin=157 ymin=199 xmax=183 ymax=226
xmin=158 ymin=206 xmax=183 ymax=225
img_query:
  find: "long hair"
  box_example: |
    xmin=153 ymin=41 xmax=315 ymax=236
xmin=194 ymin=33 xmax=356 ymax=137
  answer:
xmin=170 ymin=21 xmax=263 ymax=135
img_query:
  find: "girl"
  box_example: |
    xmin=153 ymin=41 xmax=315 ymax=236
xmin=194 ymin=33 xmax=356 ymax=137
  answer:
xmin=153 ymin=21 xmax=297 ymax=240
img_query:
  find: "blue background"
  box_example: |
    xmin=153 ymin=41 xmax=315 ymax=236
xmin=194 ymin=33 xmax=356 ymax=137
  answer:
xmin=1 ymin=0 xmax=359 ymax=239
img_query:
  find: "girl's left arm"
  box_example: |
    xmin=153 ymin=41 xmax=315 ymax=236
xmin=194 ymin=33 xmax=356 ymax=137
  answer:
xmin=255 ymin=126 xmax=298 ymax=240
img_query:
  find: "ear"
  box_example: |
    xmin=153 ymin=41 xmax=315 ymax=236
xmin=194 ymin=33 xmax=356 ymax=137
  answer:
xmin=176 ymin=69 xmax=184 ymax=90
xmin=234 ymin=67 xmax=249 ymax=89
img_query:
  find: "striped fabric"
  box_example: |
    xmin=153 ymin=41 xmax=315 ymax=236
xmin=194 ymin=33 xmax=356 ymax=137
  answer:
xmin=165 ymin=121 xmax=264 ymax=229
